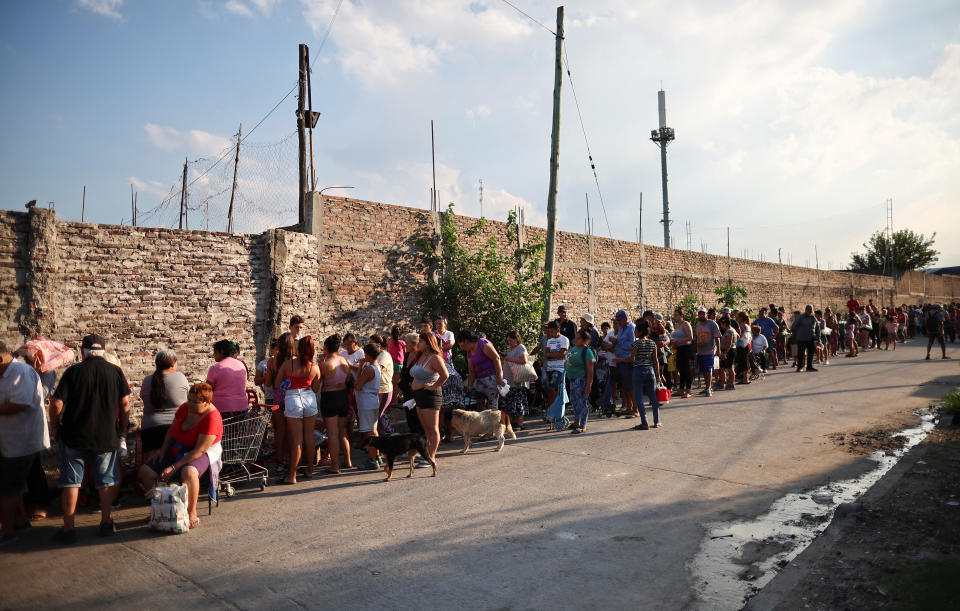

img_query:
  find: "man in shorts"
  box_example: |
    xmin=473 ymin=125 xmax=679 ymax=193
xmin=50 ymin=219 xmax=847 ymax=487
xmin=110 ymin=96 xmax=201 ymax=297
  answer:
xmin=925 ymin=303 xmax=950 ymax=360
xmin=50 ymin=334 xmax=130 ymax=543
xmin=753 ymin=308 xmax=779 ymax=369
xmin=0 ymin=341 xmax=49 ymax=546
xmin=607 ymin=310 xmax=636 ymax=414
xmin=694 ymin=307 xmax=721 ymax=396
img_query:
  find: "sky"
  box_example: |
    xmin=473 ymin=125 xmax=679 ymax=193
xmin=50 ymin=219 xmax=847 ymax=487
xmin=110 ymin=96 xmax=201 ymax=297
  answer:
xmin=1 ymin=0 xmax=958 ymax=270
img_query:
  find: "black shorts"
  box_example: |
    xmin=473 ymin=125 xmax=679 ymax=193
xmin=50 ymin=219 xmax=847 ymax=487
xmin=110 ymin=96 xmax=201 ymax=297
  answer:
xmin=140 ymin=425 xmax=169 ymax=454
xmin=0 ymin=453 xmax=36 ymax=495
xmin=320 ymin=389 xmax=350 ymax=419
xmin=414 ymin=388 xmax=442 ymax=410
xmin=719 ymin=351 xmax=736 ymax=369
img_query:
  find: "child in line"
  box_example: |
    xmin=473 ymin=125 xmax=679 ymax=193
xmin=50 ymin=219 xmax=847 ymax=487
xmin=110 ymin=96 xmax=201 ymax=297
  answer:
xmin=750 ymin=325 xmax=768 ymax=372
xmin=884 ymin=314 xmax=898 ymax=350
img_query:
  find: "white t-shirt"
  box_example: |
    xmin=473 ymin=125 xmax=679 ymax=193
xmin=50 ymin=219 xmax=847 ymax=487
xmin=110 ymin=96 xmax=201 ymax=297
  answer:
xmin=751 ymin=334 xmax=768 ymax=354
xmin=0 ymin=359 xmax=50 ymax=457
xmin=340 ymin=347 xmax=365 ymax=368
xmin=436 ymin=330 xmax=455 ymax=367
xmin=544 ymin=335 xmax=570 ymax=372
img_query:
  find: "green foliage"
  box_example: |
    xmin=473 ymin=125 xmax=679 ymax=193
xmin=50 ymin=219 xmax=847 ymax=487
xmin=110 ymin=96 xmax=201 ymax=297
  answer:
xmin=941 ymin=390 xmax=960 ymax=416
xmin=417 ymin=203 xmax=563 ymax=353
xmin=715 ymin=282 xmax=748 ymax=310
xmin=676 ymin=294 xmax=700 ymax=325
xmin=849 ymin=229 xmax=939 ymax=275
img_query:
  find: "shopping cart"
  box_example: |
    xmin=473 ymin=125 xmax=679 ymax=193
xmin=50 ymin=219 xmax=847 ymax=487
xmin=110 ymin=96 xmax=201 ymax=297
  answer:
xmin=219 ymin=406 xmax=271 ymax=498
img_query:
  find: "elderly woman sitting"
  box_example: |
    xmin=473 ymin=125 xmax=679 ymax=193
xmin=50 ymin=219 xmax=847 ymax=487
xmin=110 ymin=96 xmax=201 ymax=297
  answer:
xmin=138 ymin=382 xmax=223 ymax=529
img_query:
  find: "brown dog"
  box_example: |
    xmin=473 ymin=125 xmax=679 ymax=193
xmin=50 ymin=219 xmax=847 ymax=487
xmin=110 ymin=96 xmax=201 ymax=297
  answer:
xmin=450 ymin=409 xmax=516 ymax=453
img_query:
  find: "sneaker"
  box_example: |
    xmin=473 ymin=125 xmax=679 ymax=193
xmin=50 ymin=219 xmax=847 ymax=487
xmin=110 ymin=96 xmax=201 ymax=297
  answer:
xmin=698 ymin=388 xmax=711 ymax=396
xmin=414 ymin=456 xmax=429 ymax=469
xmin=0 ymin=533 xmax=18 ymax=547
xmin=632 ymin=423 xmax=650 ymax=430
xmin=705 ymin=389 xmax=713 ymax=397
xmin=807 ymin=367 xmax=818 ymax=372
xmin=53 ymin=528 xmax=78 ymax=545
xmin=356 ymin=459 xmax=379 ymax=471
xmin=98 ymin=520 xmax=116 ymax=537
xmin=570 ymin=427 xmax=582 ymax=434
xmin=725 ymin=384 xmax=735 ymax=390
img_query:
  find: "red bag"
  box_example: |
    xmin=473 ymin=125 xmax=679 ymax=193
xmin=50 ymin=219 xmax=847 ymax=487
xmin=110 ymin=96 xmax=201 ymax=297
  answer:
xmin=18 ymin=337 xmax=75 ymax=373
xmin=656 ymin=385 xmax=671 ymax=404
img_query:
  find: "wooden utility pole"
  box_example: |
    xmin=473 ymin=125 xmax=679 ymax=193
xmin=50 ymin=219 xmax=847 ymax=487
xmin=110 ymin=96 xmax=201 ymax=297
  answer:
xmin=179 ymin=157 xmax=188 ymax=230
xmin=726 ymin=226 xmax=731 ymax=284
xmin=130 ymin=184 xmax=136 ymax=226
xmin=297 ymin=43 xmax=309 ymax=226
xmin=542 ymin=5 xmax=564 ymax=323
xmin=815 ymin=244 xmax=823 ymax=308
xmin=778 ymin=247 xmax=785 ymax=308
xmin=81 ymin=185 xmax=86 ymax=222
xmin=430 ymin=120 xmax=437 ymax=212
xmin=306 ymin=54 xmax=316 ymax=192
xmin=227 ymin=123 xmax=241 ymax=233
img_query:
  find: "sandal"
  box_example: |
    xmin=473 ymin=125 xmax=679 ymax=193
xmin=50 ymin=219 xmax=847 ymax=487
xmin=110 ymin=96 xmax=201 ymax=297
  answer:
xmin=325 ymin=468 xmax=341 ymax=475
xmin=30 ymin=509 xmax=48 ymax=521
xmin=189 ymin=518 xmax=200 ymax=529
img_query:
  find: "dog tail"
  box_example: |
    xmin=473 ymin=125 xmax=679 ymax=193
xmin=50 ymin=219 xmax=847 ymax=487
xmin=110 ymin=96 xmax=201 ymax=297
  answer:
xmin=505 ymin=421 xmax=517 ymax=440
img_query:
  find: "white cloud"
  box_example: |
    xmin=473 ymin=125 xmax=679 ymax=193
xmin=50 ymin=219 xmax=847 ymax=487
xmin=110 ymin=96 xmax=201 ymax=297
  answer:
xmin=224 ymin=1 xmax=254 ymax=17
xmin=465 ymin=104 xmax=492 ymax=125
xmin=129 ymin=176 xmax=172 ymax=199
xmin=143 ymin=123 xmax=233 ymax=157
xmin=77 ymin=0 xmax=123 ymax=19
xmin=249 ymin=0 xmax=281 ymax=15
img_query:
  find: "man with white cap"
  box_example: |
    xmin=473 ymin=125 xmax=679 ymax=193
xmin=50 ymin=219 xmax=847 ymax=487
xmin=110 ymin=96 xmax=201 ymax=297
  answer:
xmin=925 ymin=303 xmax=950 ymax=360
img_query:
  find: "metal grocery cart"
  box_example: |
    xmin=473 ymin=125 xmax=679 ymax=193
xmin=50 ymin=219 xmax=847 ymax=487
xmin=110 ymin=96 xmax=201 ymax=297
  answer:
xmin=218 ymin=406 xmax=271 ymax=498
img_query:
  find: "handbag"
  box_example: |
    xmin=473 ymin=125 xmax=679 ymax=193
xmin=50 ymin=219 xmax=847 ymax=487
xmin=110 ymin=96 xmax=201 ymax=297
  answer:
xmin=656 ymin=385 xmax=672 ymax=404
xmin=509 ymin=355 xmax=538 ymax=385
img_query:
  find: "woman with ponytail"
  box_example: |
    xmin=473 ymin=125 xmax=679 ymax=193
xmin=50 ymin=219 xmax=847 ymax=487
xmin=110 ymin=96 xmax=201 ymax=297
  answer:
xmin=139 ymin=350 xmax=189 ymax=453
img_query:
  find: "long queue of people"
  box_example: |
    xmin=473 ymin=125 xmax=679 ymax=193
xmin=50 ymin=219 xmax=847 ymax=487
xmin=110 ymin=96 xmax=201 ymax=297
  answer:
xmin=0 ymin=300 xmax=955 ymax=546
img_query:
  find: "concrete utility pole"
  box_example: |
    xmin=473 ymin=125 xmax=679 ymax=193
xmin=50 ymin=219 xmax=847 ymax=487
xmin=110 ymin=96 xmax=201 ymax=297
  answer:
xmin=179 ymin=158 xmax=188 ymax=230
xmin=81 ymin=185 xmax=85 ymax=223
xmin=227 ymin=123 xmax=241 ymax=233
xmin=297 ymin=43 xmax=309 ymax=226
xmin=542 ymin=5 xmax=564 ymax=323
xmin=430 ymin=120 xmax=437 ymax=212
xmin=650 ymin=89 xmax=676 ymax=248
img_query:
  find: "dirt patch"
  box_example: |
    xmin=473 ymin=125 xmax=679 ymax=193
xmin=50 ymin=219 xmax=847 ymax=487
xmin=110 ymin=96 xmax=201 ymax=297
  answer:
xmin=828 ymin=427 xmax=910 ymax=455
xmin=771 ymin=426 xmax=960 ymax=610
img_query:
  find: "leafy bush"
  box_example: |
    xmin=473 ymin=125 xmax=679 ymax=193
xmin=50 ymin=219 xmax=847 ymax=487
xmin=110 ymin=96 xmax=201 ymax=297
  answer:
xmin=941 ymin=389 xmax=960 ymax=416
xmin=715 ymin=282 xmax=748 ymax=311
xmin=417 ymin=203 xmax=563 ymax=353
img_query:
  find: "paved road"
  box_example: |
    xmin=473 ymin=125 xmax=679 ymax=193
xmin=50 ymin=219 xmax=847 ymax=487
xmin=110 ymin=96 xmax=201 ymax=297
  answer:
xmin=3 ymin=340 xmax=958 ymax=610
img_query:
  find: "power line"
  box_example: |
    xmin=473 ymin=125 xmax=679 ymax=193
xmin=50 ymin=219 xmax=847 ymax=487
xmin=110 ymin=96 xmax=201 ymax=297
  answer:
xmin=499 ymin=0 xmax=559 ymax=37
xmin=562 ymin=42 xmax=614 ymax=240
xmin=179 ymin=0 xmax=344 ymax=195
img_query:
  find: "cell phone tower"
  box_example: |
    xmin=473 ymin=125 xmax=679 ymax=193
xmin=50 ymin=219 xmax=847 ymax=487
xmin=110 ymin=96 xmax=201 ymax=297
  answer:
xmin=651 ymin=89 xmax=676 ymax=249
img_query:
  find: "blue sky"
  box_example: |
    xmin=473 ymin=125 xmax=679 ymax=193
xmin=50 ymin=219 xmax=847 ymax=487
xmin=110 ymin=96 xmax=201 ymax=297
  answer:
xmin=1 ymin=0 xmax=958 ymax=270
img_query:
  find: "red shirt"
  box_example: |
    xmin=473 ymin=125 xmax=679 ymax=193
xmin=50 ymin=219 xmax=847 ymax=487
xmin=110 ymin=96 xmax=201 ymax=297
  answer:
xmin=846 ymin=299 xmax=860 ymax=311
xmin=896 ymin=311 xmax=906 ymax=324
xmin=168 ymin=404 xmax=223 ymax=457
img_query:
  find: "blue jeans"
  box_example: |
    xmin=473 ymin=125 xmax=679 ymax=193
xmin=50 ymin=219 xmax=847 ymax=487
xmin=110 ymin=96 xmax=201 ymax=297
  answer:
xmin=58 ymin=439 xmax=118 ymax=489
xmin=631 ymin=365 xmax=660 ymax=426
xmin=570 ymin=376 xmax=589 ymax=428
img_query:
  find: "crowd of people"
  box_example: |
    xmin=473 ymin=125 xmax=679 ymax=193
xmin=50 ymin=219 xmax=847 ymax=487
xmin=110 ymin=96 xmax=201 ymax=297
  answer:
xmin=0 ymin=299 xmax=956 ymax=546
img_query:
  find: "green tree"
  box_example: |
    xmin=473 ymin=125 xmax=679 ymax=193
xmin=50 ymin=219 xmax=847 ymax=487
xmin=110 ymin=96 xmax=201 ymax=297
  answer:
xmin=849 ymin=229 xmax=938 ymax=274
xmin=715 ymin=282 xmax=748 ymax=310
xmin=677 ymin=294 xmax=700 ymax=325
xmin=417 ymin=204 xmax=563 ymax=354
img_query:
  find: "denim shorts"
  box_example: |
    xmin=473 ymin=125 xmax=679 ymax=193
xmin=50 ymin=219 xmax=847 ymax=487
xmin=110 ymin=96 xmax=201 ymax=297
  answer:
xmin=285 ymin=387 xmax=319 ymax=419
xmin=58 ymin=440 xmax=118 ymax=489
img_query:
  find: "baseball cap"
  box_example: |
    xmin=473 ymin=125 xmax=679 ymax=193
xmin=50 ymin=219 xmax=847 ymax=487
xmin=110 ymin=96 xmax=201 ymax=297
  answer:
xmin=614 ymin=309 xmax=628 ymax=319
xmin=557 ymin=305 xmax=567 ymax=313
xmin=81 ymin=334 xmax=106 ymax=350
xmin=642 ymin=310 xmax=655 ymax=319
xmin=581 ymin=313 xmax=595 ymax=324
xmin=654 ymin=313 xmax=664 ymax=321
xmin=545 ymin=320 xmax=559 ymax=329
xmin=720 ymin=307 xmax=731 ymax=314
xmin=697 ymin=307 xmax=707 ymax=314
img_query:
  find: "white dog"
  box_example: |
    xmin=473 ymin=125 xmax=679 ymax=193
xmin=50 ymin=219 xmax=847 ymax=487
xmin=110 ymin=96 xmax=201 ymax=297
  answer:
xmin=450 ymin=409 xmax=516 ymax=453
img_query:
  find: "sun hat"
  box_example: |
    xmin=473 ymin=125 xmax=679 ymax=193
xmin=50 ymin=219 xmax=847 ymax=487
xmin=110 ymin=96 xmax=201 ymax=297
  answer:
xmin=697 ymin=307 xmax=707 ymax=313
xmin=581 ymin=313 xmax=595 ymax=324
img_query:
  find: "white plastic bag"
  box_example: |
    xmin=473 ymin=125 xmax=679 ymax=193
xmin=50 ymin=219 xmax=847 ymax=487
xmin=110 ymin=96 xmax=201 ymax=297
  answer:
xmin=148 ymin=483 xmax=190 ymax=534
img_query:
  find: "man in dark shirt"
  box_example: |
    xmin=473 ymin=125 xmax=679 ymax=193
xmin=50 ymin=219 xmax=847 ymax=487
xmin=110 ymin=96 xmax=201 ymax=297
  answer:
xmin=555 ymin=306 xmax=578 ymax=345
xmin=50 ymin=334 xmax=130 ymax=543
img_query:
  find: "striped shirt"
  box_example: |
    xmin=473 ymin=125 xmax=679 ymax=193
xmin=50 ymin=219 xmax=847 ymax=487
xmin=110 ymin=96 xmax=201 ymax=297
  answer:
xmin=632 ymin=339 xmax=656 ymax=367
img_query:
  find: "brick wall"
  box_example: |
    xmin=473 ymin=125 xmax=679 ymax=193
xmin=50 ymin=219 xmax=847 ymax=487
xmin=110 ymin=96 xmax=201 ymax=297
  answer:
xmin=2 ymin=198 xmax=958 ymax=421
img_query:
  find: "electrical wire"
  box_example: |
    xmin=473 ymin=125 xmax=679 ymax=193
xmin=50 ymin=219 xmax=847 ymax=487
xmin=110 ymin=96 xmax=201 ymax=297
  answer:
xmin=178 ymin=0 xmax=344 ymax=196
xmin=499 ymin=0 xmax=559 ymax=37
